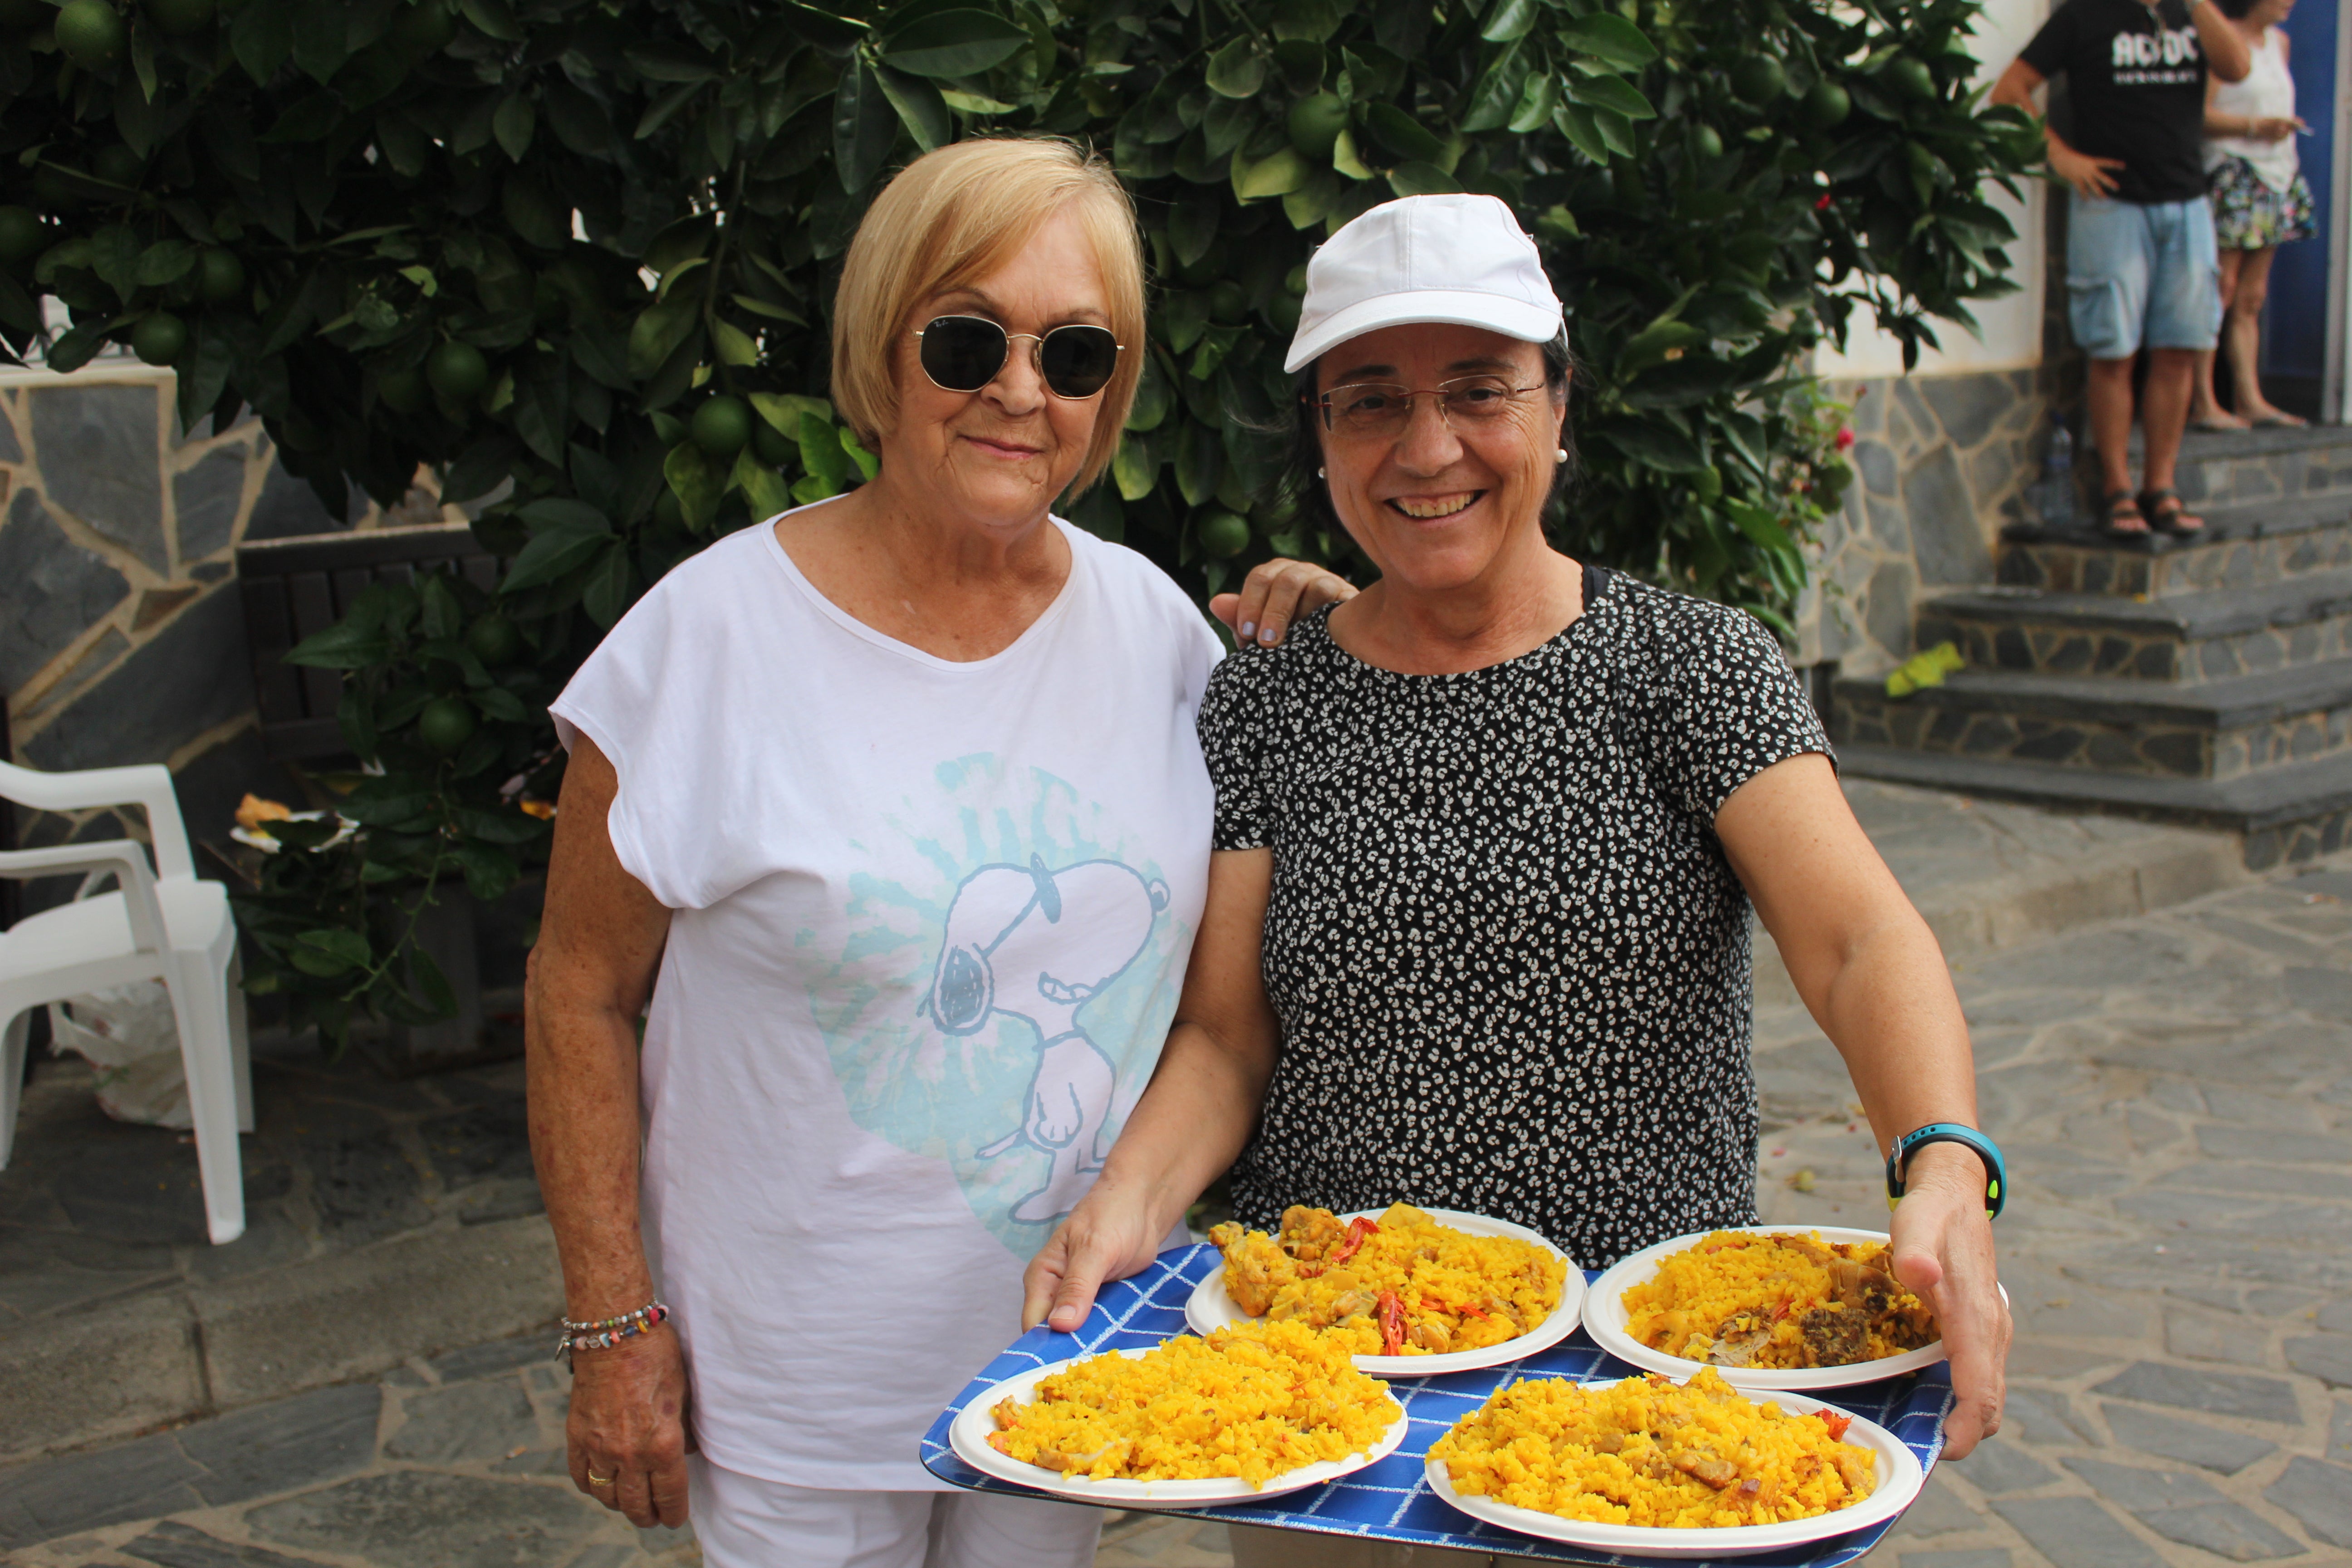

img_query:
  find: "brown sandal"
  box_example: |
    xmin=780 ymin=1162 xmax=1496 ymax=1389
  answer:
xmin=2098 ymin=490 xmax=2149 ymax=539
xmin=2138 ymin=487 xmax=2204 ymax=535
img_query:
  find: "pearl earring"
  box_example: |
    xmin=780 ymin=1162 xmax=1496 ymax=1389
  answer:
xmin=1317 ymin=466 xmax=1326 ymax=479
xmin=1556 ymin=448 xmax=1568 ymax=462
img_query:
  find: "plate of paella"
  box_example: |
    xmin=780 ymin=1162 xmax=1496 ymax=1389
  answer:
xmin=1424 ymin=1365 xmax=1924 ymax=1557
xmin=1585 ymin=1227 xmax=1955 ymax=1391
xmin=1185 ymin=1203 xmax=1584 ymax=1377
xmin=947 ymin=1319 xmax=1410 ymax=1509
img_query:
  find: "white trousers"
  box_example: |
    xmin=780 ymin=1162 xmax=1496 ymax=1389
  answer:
xmin=687 ymin=1457 xmax=1104 ymax=1568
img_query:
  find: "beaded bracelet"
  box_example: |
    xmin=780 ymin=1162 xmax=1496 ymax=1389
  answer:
xmin=556 ymin=1302 xmax=671 ymax=1368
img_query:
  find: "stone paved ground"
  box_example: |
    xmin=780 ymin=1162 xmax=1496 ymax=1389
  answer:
xmin=4 ymin=812 xmax=2348 ymax=1566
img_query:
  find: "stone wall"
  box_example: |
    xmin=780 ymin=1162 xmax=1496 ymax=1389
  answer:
xmin=1 ymin=365 xmax=444 ymax=898
xmin=1793 ymin=366 xmax=2057 ymax=676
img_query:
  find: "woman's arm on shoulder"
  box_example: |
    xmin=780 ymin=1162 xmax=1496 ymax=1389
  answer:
xmin=1022 ymin=848 xmax=1281 ymax=1330
xmin=1715 ymin=754 xmax=2009 ymax=1458
xmin=527 ymin=735 xmax=686 ymax=1526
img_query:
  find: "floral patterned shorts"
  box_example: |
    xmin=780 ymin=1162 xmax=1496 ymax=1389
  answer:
xmin=2210 ymin=156 xmax=2316 ymax=250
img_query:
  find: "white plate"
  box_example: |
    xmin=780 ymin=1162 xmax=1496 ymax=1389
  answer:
xmin=1185 ymin=1207 xmax=1585 ymax=1377
xmin=1424 ymin=1377 xmax=1925 ymax=1557
xmin=948 ymin=1347 xmax=1410 ymax=1510
xmin=1586 ymin=1227 xmax=1953 ymax=1391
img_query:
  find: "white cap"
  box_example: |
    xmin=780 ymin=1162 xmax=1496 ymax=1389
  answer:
xmin=1284 ymin=193 xmax=1564 ymax=374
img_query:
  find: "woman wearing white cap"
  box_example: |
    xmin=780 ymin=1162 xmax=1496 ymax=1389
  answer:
xmin=1026 ymin=193 xmax=2010 ymax=1558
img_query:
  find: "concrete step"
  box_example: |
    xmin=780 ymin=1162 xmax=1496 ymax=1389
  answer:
xmin=1920 ymin=572 xmax=2352 ymax=684
xmin=1831 ymin=656 xmax=2352 ymax=781
xmin=2114 ymin=421 xmax=2352 ymax=510
xmin=1999 ymin=495 xmax=2352 ymax=598
xmin=1837 ymin=742 xmax=2352 ymax=868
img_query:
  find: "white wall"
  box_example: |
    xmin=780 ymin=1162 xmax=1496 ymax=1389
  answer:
xmin=1816 ymin=0 xmax=2053 ymax=379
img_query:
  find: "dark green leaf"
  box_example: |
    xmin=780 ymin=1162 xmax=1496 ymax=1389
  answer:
xmin=1564 ymin=71 xmax=1655 ymax=122
xmin=881 ymin=9 xmax=1029 ymax=78
xmin=1363 ymin=102 xmax=1442 ymax=162
xmin=627 ymin=41 xmax=722 ymax=82
xmin=492 ymin=93 xmax=535 ymax=162
xmin=1480 ymin=0 xmax=1538 ymax=43
xmin=874 ymin=66 xmax=951 ymax=152
xmin=1594 ymin=418 xmax=1707 ymax=472
xmin=1622 ymin=355 xmax=1742 ymax=408
xmin=285 ymin=618 xmax=392 ymax=669
xmin=582 ymin=540 xmax=634 ymax=627
xmin=1206 ymin=37 xmax=1266 ymax=99
xmin=231 ymin=0 xmax=294 ymax=84
xmin=1387 ymin=161 xmax=1462 ymax=196
xmin=833 ymin=59 xmax=897 ymax=194
xmin=1558 ymin=13 xmax=1658 ymax=69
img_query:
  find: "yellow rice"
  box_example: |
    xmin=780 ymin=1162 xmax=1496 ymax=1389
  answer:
xmin=1431 ymin=1368 xmax=1877 ymax=1528
xmin=986 ymin=1319 xmax=1397 ymax=1489
xmin=1210 ymin=1203 xmax=1564 ymax=1357
xmin=1621 ymin=1230 xmax=1936 ymax=1369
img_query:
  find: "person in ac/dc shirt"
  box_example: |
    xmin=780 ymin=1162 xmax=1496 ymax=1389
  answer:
xmin=1992 ymin=0 xmax=2250 ymax=539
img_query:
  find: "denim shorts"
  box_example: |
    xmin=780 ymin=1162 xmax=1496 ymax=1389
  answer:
xmin=2067 ymin=194 xmax=2222 ymax=358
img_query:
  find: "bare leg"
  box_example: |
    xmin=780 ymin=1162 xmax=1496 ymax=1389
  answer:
xmin=2141 ymin=348 xmax=2205 ymax=531
xmin=2087 ymin=355 xmax=2148 ymax=532
xmin=2192 ymin=250 xmax=2249 ymax=428
xmin=2224 ymin=247 xmax=2303 ymax=424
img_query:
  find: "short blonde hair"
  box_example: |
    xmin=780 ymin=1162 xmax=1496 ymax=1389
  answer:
xmin=831 ymin=138 xmax=1146 ymax=500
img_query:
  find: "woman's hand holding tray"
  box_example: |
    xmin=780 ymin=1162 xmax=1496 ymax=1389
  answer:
xmin=921 ymin=1241 xmax=1956 ymax=1565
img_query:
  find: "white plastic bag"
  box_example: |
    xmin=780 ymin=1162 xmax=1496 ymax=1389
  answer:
xmin=49 ymin=981 xmax=191 ymax=1129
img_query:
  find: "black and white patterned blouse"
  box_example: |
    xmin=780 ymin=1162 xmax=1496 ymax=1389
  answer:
xmin=1201 ymin=564 xmax=1832 ymax=1269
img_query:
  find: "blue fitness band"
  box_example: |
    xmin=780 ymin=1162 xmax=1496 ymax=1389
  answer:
xmin=1885 ymin=1124 xmax=2007 ymax=1219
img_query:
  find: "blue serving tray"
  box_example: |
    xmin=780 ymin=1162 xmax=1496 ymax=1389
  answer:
xmin=920 ymin=1242 xmax=1953 ymax=1566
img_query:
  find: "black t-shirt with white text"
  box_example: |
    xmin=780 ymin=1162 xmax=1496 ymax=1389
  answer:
xmin=2021 ymin=0 xmax=2209 ymax=204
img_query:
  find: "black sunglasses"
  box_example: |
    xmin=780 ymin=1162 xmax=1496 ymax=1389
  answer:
xmin=912 ymin=315 xmax=1123 ymax=400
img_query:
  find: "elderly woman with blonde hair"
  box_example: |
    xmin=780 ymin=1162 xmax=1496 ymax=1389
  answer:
xmin=525 ymin=137 xmax=1342 ymax=1568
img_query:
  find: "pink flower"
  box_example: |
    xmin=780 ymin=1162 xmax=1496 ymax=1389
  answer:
xmin=1814 ymin=193 xmax=1833 ymax=211
xmin=1835 ymin=426 xmax=1856 ymax=451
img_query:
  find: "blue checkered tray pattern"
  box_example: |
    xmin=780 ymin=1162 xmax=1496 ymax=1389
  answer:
xmin=920 ymin=1243 xmax=1953 ymax=1566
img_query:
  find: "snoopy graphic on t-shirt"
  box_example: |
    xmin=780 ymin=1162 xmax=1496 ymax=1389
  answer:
xmin=922 ymin=854 xmax=1171 ymax=1223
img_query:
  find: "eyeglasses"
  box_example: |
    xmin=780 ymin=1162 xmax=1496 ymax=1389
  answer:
xmin=912 ymin=315 xmax=1124 ymax=400
xmin=1311 ymin=376 xmax=1544 ymax=440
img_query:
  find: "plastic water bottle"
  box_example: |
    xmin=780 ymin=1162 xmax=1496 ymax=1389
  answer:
xmin=2042 ymin=425 xmax=2076 ymax=528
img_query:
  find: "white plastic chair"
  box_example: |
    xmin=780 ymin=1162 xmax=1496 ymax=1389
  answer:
xmin=0 ymin=759 xmax=252 ymax=1243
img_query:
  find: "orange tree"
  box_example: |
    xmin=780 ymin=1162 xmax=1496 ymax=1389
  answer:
xmin=0 ymin=0 xmax=2034 ymax=1042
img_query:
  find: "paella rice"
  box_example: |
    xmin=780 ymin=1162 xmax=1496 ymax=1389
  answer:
xmin=1431 ymin=1367 xmax=1876 ymax=1528
xmin=1208 ymin=1202 xmax=1564 ymax=1357
xmin=986 ymin=1319 xmax=1398 ymax=1489
xmin=1622 ymin=1230 xmax=1936 ymax=1369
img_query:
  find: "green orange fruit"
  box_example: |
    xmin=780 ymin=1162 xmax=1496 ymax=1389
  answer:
xmin=146 ymin=0 xmax=213 ymax=34
xmin=131 ymin=312 xmax=186 ymax=365
xmin=1800 ymin=80 xmax=1852 ymax=129
xmin=426 ymin=340 xmax=490 ymax=403
xmin=54 ymin=0 xmax=127 ymax=68
xmin=690 ymin=395 xmax=751 ymax=458
xmin=196 ymin=246 xmax=244 ymax=304
xmin=1287 ymin=92 xmax=1348 ymax=162
xmin=1198 ymin=510 xmax=1251 ymax=559
xmin=377 ymin=366 xmax=429 ymax=413
xmin=1730 ymin=56 xmax=1785 ymax=107
xmin=1208 ymin=281 xmax=1248 ymax=324
xmin=1885 ymin=56 xmax=1937 ymax=102
xmin=0 ymin=206 xmax=43 ymax=264
xmin=417 ymin=696 xmax=478 ymax=755
xmin=1693 ymin=124 xmax=1724 ymax=160
xmin=466 ymin=613 xmax=523 ymax=666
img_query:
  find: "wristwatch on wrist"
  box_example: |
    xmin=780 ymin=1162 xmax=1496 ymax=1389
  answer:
xmin=1885 ymin=1123 xmax=2007 ymax=1219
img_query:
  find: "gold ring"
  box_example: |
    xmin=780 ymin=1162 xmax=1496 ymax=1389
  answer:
xmin=587 ymin=1472 xmax=614 ymax=1487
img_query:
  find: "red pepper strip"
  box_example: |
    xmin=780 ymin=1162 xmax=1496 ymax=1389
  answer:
xmin=1819 ymin=1410 xmax=1853 ymax=1442
xmin=1329 ymin=1216 xmax=1379 ymax=1268
xmin=1458 ymin=1301 xmax=1491 ymax=1320
xmin=1377 ymin=1290 xmax=1406 ymax=1357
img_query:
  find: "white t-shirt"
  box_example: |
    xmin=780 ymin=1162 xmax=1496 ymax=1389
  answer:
xmin=549 ymin=506 xmax=1221 ymax=1490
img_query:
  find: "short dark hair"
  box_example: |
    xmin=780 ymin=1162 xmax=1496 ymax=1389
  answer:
xmin=1270 ymin=329 xmax=1578 ymax=543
